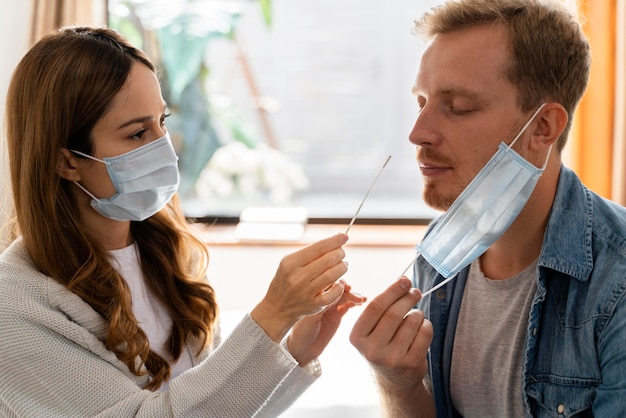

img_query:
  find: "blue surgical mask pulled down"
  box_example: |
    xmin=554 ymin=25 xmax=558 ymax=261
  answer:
xmin=71 ymin=132 xmax=179 ymax=221
xmin=404 ymin=104 xmax=549 ymax=297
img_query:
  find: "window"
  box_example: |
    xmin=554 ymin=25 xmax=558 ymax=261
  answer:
xmin=108 ymin=0 xmax=444 ymax=223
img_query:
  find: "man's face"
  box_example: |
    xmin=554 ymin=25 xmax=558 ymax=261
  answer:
xmin=410 ymin=24 xmax=528 ymax=211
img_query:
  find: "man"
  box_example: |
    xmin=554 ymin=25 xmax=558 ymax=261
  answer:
xmin=350 ymin=0 xmax=626 ymax=417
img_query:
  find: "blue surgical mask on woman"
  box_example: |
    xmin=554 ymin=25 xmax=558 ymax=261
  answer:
xmin=71 ymin=132 xmax=179 ymax=221
xmin=417 ymin=103 xmax=550 ymax=280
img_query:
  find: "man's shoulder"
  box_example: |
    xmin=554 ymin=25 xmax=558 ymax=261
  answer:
xmin=554 ymin=166 xmax=625 ymax=238
xmin=542 ymin=167 xmax=624 ymax=282
xmin=569 ymin=170 xmax=626 ymax=255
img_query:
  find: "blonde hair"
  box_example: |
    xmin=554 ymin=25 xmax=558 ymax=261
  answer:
xmin=5 ymin=27 xmax=218 ymax=390
xmin=416 ymin=0 xmax=590 ymax=151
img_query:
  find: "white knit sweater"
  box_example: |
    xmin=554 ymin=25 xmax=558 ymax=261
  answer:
xmin=0 ymin=239 xmax=317 ymax=417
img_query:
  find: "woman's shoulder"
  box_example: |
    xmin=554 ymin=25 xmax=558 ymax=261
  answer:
xmin=0 ymin=238 xmax=47 ymax=295
xmin=0 ymin=238 xmax=109 ymax=340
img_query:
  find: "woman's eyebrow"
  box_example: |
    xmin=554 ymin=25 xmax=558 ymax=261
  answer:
xmin=116 ymin=115 xmax=153 ymax=130
xmin=116 ymin=104 xmax=168 ymax=130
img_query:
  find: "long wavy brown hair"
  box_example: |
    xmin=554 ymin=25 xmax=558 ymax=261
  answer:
xmin=5 ymin=26 xmax=218 ymax=390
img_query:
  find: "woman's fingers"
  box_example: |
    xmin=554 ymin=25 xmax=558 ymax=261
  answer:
xmin=278 ymin=233 xmax=347 ymax=274
xmin=292 ymin=233 xmax=348 ymax=265
xmin=277 ymin=237 xmax=348 ymax=291
xmin=313 ymin=280 xmax=345 ymax=308
xmin=253 ymin=234 xmax=351 ymax=342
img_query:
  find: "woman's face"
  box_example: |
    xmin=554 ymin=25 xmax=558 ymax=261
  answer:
xmin=74 ymin=61 xmax=169 ymax=201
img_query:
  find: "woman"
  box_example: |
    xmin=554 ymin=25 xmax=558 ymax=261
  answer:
xmin=0 ymin=26 xmax=364 ymax=417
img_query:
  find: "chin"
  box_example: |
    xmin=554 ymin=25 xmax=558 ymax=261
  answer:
xmin=423 ymin=189 xmax=454 ymax=212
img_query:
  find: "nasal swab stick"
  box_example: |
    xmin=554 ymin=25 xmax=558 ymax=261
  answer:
xmin=398 ymin=251 xmax=459 ymax=298
xmin=398 ymin=251 xmax=420 ymax=279
xmin=345 ymin=155 xmax=392 ymax=234
xmin=420 ymin=276 xmax=457 ymax=298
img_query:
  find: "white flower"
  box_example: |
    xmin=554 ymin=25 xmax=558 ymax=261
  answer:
xmin=195 ymin=142 xmax=309 ymax=204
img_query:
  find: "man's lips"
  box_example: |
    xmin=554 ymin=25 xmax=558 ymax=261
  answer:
xmin=419 ymin=162 xmax=451 ymax=176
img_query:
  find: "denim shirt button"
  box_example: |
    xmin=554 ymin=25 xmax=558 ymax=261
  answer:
xmin=436 ymin=289 xmax=446 ymax=299
xmin=532 ymin=328 xmax=537 ymax=336
xmin=557 ymin=404 xmax=565 ymax=414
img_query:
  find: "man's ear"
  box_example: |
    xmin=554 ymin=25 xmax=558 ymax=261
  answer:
xmin=56 ymin=148 xmax=82 ymax=181
xmin=530 ymin=102 xmax=568 ymax=151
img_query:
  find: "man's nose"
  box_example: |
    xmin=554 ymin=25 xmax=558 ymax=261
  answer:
xmin=408 ymin=105 xmax=440 ymax=147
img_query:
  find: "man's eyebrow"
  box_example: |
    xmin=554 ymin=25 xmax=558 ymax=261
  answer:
xmin=411 ymin=85 xmax=484 ymax=101
xmin=437 ymin=86 xmax=482 ymax=99
xmin=116 ymin=104 xmax=168 ymax=130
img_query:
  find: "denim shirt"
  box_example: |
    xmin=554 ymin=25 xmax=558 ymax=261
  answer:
xmin=414 ymin=166 xmax=626 ymax=418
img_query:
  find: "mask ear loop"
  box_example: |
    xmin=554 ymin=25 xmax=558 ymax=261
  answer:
xmin=68 ymin=150 xmax=109 ymax=203
xmin=70 ymin=149 xmax=108 ymax=164
xmin=507 ymin=103 xmax=547 ymax=148
xmin=539 ymin=144 xmax=553 ymax=171
xmin=398 ymin=250 xmax=456 ymax=298
xmin=73 ymin=181 xmax=102 ymax=203
xmin=506 ymin=103 xmax=551 ymax=169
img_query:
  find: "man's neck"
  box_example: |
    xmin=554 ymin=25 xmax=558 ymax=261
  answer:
xmin=479 ymin=165 xmax=560 ymax=280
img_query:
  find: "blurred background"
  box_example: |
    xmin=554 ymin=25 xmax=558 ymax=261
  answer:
xmin=1 ymin=1 xmax=625 ymax=416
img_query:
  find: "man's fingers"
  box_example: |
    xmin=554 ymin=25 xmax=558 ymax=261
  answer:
xmin=406 ymin=316 xmax=433 ymax=361
xmin=351 ymin=277 xmax=419 ymax=339
xmin=392 ymin=309 xmax=427 ymax=359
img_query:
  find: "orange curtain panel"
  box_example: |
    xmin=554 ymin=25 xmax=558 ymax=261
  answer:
xmin=613 ymin=0 xmax=626 ymax=205
xmin=569 ymin=0 xmax=616 ymax=200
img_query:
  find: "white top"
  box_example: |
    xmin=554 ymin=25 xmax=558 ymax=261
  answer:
xmin=109 ymin=243 xmax=193 ymax=391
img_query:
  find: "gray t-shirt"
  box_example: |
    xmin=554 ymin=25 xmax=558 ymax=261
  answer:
xmin=450 ymin=258 xmax=537 ymax=417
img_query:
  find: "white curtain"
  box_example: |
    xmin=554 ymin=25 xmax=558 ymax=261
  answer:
xmin=31 ymin=0 xmax=107 ymax=44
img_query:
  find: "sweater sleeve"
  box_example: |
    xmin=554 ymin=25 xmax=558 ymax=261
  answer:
xmin=0 ymin=243 xmax=308 ymax=417
xmin=164 ymin=314 xmax=303 ymax=417
xmin=253 ymin=359 xmax=320 ymax=417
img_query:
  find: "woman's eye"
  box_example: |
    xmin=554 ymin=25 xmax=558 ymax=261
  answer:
xmin=130 ymin=129 xmax=147 ymax=140
xmin=160 ymin=113 xmax=171 ymax=126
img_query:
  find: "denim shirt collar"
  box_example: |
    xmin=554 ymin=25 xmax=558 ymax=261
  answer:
xmin=538 ymin=166 xmax=593 ymax=282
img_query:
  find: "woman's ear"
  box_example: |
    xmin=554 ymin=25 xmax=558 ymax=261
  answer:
xmin=531 ymin=102 xmax=568 ymax=151
xmin=56 ymin=148 xmax=82 ymax=181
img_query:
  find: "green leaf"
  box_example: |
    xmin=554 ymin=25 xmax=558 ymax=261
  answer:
xmin=258 ymin=0 xmax=272 ymax=27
